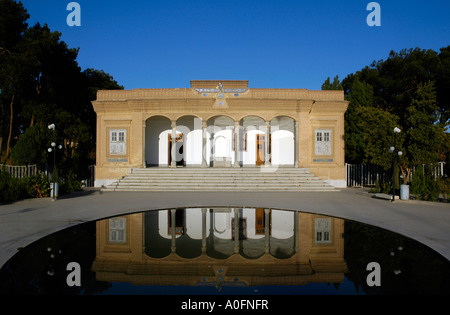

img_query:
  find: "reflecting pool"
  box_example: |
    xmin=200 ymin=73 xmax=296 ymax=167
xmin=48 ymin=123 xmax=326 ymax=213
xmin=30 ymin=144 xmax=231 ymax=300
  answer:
xmin=1 ymin=208 xmax=449 ymax=295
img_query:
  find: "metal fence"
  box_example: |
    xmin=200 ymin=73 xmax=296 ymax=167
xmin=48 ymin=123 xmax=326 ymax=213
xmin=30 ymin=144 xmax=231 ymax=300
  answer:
xmin=0 ymin=164 xmax=47 ymax=179
xmin=86 ymin=165 xmax=95 ymax=187
xmin=1 ymin=164 xmax=96 ymax=188
xmin=346 ymin=163 xmax=390 ymax=187
xmin=346 ymin=162 xmax=447 ymax=187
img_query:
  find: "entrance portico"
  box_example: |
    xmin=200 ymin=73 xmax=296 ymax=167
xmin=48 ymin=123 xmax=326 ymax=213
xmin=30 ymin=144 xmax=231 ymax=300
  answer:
xmin=92 ymin=80 xmax=348 ymax=187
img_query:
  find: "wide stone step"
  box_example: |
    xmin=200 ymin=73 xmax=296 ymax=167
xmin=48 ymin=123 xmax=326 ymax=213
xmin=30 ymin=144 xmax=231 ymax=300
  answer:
xmin=121 ymin=175 xmax=317 ymax=180
xmin=129 ymin=168 xmax=312 ymax=173
xmin=111 ymin=181 xmax=329 ymax=187
xmin=117 ymin=179 xmax=322 ymax=185
xmin=129 ymin=170 xmax=314 ymax=174
xmin=103 ymin=185 xmax=336 ymax=191
xmin=102 ymin=168 xmax=337 ymax=192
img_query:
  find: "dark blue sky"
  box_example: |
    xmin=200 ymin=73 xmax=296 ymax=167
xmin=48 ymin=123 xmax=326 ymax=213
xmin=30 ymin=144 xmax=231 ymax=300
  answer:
xmin=19 ymin=0 xmax=450 ymax=90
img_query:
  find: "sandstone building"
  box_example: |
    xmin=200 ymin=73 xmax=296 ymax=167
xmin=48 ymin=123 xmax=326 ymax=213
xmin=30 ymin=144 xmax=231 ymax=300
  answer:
xmin=92 ymin=80 xmax=348 ymax=188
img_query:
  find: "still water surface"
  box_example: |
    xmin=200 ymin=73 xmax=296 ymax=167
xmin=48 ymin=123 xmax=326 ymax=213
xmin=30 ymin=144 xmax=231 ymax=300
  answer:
xmin=1 ymin=207 xmax=449 ymax=295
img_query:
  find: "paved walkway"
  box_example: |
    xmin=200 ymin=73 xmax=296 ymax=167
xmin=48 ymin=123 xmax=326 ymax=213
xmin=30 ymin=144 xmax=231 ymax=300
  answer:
xmin=1 ymin=188 xmax=449 ymax=268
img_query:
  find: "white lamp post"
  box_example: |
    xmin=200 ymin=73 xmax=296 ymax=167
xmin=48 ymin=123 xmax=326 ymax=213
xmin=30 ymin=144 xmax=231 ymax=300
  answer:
xmin=48 ymin=124 xmax=63 ymax=200
xmin=391 ymin=127 xmax=401 ymax=201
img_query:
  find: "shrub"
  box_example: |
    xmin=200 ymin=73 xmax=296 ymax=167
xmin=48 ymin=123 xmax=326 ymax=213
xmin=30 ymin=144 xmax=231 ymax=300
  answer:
xmin=59 ymin=170 xmax=82 ymax=195
xmin=411 ymin=166 xmax=441 ymax=201
xmin=0 ymin=170 xmax=28 ymax=203
xmin=369 ymin=180 xmax=392 ymax=194
xmin=437 ymin=178 xmax=450 ymax=202
xmin=0 ymin=168 xmax=51 ymax=203
xmin=23 ymin=174 xmax=50 ymax=198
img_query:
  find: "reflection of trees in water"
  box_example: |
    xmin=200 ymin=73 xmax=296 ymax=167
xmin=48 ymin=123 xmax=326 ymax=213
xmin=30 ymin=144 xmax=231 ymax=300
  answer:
xmin=0 ymin=222 xmax=110 ymax=295
xmin=344 ymin=220 xmax=450 ymax=295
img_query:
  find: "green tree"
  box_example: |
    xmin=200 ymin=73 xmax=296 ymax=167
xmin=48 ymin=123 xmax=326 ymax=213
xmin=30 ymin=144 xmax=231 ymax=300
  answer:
xmin=0 ymin=0 xmax=31 ymax=157
xmin=1 ymin=0 xmax=123 ymax=190
xmin=343 ymin=76 xmax=376 ymax=164
xmin=398 ymin=81 xmax=444 ymax=184
xmin=321 ymin=75 xmax=343 ymax=90
xmin=10 ymin=123 xmax=51 ymax=165
xmin=335 ymin=46 xmax=449 ymax=177
xmin=436 ymin=46 xmax=450 ymax=129
xmin=359 ymin=107 xmax=399 ymax=170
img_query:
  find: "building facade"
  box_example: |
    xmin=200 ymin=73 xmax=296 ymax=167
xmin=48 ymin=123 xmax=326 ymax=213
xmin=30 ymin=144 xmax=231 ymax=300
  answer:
xmin=92 ymin=80 xmax=349 ymax=187
xmin=92 ymin=208 xmax=348 ymax=287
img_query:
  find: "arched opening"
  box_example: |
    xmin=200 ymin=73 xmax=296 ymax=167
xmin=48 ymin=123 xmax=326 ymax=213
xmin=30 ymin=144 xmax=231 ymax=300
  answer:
xmin=241 ymin=115 xmax=267 ymax=166
xmin=207 ymin=115 xmax=235 ymax=167
xmin=176 ymin=115 xmax=202 ymax=167
xmin=270 ymin=116 xmax=295 ymax=166
xmin=145 ymin=116 xmax=172 ymax=167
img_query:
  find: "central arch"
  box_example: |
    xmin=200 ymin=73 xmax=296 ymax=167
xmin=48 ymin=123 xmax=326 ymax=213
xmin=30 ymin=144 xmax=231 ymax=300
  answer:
xmin=176 ymin=115 xmax=202 ymax=167
xmin=207 ymin=115 xmax=235 ymax=167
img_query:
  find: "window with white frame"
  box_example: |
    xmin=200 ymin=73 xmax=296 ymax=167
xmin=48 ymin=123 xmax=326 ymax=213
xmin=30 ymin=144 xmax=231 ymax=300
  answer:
xmin=110 ymin=129 xmax=126 ymax=155
xmin=315 ymin=217 xmax=331 ymax=244
xmin=109 ymin=217 xmax=126 ymax=243
xmin=315 ymin=129 xmax=331 ymax=156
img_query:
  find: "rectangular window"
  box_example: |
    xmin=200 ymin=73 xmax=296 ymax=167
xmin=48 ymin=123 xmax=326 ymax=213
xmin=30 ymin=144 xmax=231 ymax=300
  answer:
xmin=111 ymin=132 xmax=117 ymax=142
xmin=118 ymin=131 xmax=125 ymax=142
xmin=316 ymin=132 xmax=322 ymax=142
xmin=315 ymin=218 xmax=331 ymax=244
xmin=315 ymin=129 xmax=331 ymax=156
xmin=109 ymin=217 xmax=126 ymax=243
xmin=110 ymin=129 xmax=126 ymax=155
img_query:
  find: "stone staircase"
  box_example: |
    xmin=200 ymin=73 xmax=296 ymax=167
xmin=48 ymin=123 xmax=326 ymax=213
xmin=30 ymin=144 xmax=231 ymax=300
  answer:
xmin=101 ymin=167 xmax=338 ymax=192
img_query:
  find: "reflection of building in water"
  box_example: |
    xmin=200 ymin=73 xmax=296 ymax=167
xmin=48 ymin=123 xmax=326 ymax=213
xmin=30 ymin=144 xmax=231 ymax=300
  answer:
xmin=92 ymin=209 xmax=347 ymax=288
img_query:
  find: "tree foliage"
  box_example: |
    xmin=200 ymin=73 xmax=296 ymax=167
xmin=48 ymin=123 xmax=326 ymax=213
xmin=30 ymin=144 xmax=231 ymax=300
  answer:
xmin=321 ymin=75 xmax=343 ymax=90
xmin=326 ymin=47 xmax=450 ymax=181
xmin=0 ymin=0 xmax=123 ymax=182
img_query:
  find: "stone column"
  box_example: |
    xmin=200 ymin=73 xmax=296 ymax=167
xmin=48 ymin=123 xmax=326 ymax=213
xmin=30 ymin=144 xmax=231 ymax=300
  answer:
xmin=201 ymin=208 xmax=207 ymax=253
xmin=234 ymin=121 xmax=240 ymax=167
xmin=297 ymin=100 xmax=313 ymax=168
xmin=233 ymin=208 xmax=239 ymax=254
xmin=171 ymin=121 xmax=177 ymax=167
xmin=264 ymin=209 xmax=270 ymax=254
xmin=170 ymin=209 xmax=176 ymax=253
xmin=295 ymin=121 xmax=299 ymax=168
xmin=202 ymin=121 xmax=208 ymax=168
xmin=210 ymin=132 xmax=215 ymax=167
xmin=142 ymin=121 xmax=146 ymax=168
xmin=265 ymin=121 xmax=270 ymax=166
xmin=294 ymin=211 xmax=299 ymax=254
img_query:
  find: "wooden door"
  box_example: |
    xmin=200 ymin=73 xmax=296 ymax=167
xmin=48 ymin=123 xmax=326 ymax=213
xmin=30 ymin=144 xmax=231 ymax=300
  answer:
xmin=255 ymin=208 xmax=265 ymax=235
xmin=256 ymin=134 xmax=265 ymax=166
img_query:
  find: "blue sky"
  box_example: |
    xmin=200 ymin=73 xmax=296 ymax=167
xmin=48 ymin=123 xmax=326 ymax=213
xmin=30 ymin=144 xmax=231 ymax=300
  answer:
xmin=18 ymin=0 xmax=450 ymax=90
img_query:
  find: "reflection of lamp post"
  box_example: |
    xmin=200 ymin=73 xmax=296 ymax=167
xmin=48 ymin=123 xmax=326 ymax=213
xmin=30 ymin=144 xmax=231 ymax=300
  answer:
xmin=390 ymin=127 xmax=402 ymax=201
xmin=48 ymin=124 xmax=63 ymax=200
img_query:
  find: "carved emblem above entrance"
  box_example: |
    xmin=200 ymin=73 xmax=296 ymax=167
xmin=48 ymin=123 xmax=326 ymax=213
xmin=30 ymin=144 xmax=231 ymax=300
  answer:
xmin=190 ymin=80 xmax=249 ymax=109
xmin=213 ymin=82 xmax=228 ymax=108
